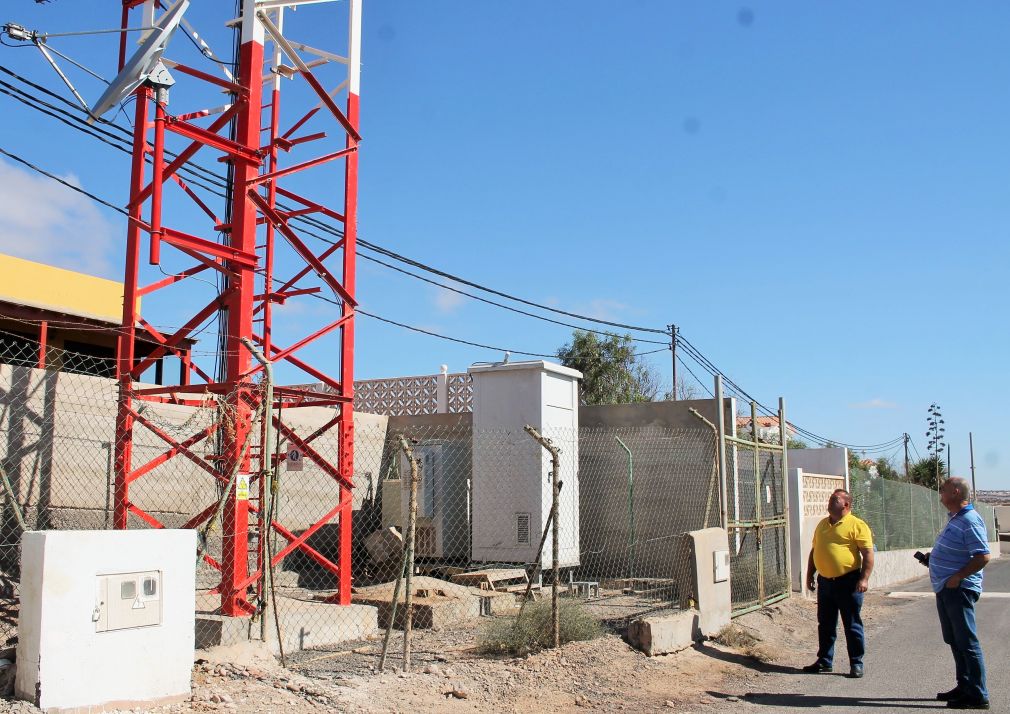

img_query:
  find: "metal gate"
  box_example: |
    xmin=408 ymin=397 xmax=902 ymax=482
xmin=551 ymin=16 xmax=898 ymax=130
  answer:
xmin=715 ymin=379 xmax=791 ymax=617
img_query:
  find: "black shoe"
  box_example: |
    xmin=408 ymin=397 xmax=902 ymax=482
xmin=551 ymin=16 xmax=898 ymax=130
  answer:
xmin=938 ymin=688 xmax=963 ymax=702
xmin=801 ymin=661 xmax=832 ymax=674
xmin=947 ymin=696 xmax=990 ymax=710
xmin=848 ymin=664 xmax=864 ymax=678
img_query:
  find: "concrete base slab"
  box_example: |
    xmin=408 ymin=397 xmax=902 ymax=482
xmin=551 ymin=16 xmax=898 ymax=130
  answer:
xmin=196 ymin=594 xmax=378 ymax=654
xmin=626 ymin=609 xmax=701 ymax=656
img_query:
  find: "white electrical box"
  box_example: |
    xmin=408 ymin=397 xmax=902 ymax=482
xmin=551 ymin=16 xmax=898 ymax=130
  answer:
xmin=16 ymin=530 xmax=196 ymax=713
xmin=94 ymin=571 xmax=163 ymax=633
xmin=469 ymin=361 xmax=582 ymax=569
xmin=713 ymin=549 xmax=730 ymax=583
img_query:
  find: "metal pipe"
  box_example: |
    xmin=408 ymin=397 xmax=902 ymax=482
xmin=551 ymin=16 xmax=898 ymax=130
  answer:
xmin=714 ymin=376 xmax=728 ymax=530
xmin=241 ymin=337 xmax=274 ymax=643
xmin=524 ymin=425 xmax=561 ymax=649
xmin=778 ymin=397 xmax=791 ymax=599
xmin=751 ymin=401 xmax=764 ymax=607
xmin=398 ymin=435 xmax=419 ymax=672
xmin=689 ymin=408 xmax=720 ymax=530
xmin=614 ymin=436 xmax=635 ymax=580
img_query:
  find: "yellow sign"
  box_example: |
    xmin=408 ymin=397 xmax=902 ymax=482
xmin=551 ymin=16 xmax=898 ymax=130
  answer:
xmin=236 ymin=475 xmax=250 ymax=501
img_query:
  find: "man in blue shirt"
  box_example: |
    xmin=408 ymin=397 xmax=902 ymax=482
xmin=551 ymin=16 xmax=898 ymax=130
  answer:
xmin=927 ymin=477 xmax=991 ymax=710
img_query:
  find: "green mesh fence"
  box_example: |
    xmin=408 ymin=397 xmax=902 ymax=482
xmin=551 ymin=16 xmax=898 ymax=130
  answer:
xmin=850 ymin=469 xmax=999 ymax=551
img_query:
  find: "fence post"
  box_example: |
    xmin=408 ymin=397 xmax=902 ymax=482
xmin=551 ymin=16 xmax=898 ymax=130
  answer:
xmin=750 ymin=402 xmax=764 ymax=607
xmin=436 ymin=364 xmax=449 ymax=414
xmin=880 ymin=479 xmax=888 ymax=551
xmin=778 ymin=397 xmax=790 ymax=597
xmin=398 ymin=435 xmax=420 ymax=672
xmin=524 ymin=425 xmax=561 ymax=649
xmin=714 ymin=376 xmax=729 ymax=531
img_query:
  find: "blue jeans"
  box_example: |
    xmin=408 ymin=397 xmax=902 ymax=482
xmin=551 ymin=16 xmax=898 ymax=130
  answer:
xmin=816 ymin=570 xmax=865 ymax=667
xmin=936 ymin=586 xmax=988 ymax=702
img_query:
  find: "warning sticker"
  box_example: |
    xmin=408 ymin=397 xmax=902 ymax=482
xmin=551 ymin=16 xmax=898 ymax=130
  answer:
xmin=236 ymin=474 xmax=250 ymax=501
xmin=286 ymin=447 xmax=304 ymax=472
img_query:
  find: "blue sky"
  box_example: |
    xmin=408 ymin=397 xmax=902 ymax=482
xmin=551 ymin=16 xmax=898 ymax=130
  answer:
xmin=0 ymin=2 xmax=1007 ymax=489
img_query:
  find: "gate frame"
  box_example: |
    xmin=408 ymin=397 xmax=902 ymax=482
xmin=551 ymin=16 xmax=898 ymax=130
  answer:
xmin=715 ymin=376 xmax=791 ymax=617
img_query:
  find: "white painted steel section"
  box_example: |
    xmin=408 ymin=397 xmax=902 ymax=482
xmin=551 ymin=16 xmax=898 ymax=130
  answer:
xmin=16 ymin=529 xmax=196 ymax=712
xmin=242 ymin=0 xmax=266 ymax=45
xmin=469 ymin=361 xmax=581 ymax=568
xmin=347 ymin=0 xmax=361 ymax=95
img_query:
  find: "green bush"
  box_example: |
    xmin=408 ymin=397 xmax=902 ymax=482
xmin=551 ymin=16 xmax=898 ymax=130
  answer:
xmin=477 ymin=599 xmax=602 ymax=657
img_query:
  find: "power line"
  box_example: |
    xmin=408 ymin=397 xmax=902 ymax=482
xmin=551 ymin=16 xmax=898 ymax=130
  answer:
xmin=0 ymin=69 xmax=907 ymax=448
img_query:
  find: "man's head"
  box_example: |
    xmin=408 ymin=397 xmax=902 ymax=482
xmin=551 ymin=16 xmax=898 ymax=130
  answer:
xmin=827 ymin=488 xmax=852 ymax=520
xmin=940 ymin=477 xmax=971 ymax=512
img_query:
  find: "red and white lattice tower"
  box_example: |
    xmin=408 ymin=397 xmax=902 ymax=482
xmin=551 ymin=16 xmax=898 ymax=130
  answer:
xmin=113 ymin=0 xmax=361 ymax=618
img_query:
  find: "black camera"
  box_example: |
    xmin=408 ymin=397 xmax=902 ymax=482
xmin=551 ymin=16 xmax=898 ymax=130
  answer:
xmin=914 ymin=551 xmax=930 ymax=566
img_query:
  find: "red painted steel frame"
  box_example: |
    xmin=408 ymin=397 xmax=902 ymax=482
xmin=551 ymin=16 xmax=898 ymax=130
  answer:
xmin=113 ymin=1 xmax=358 ymax=617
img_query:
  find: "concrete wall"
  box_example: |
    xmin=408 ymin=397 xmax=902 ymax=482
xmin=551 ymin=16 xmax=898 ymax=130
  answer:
xmin=575 ymin=399 xmax=733 ymax=583
xmin=580 ymin=397 xmax=735 ymax=432
xmin=787 ymin=447 xmax=849 ymax=486
xmin=0 ymin=364 xmax=388 ymax=530
xmin=16 ymin=529 xmax=196 ymax=711
xmin=995 ymin=506 xmax=1009 ymax=533
xmin=869 ymin=540 xmax=1002 ymax=591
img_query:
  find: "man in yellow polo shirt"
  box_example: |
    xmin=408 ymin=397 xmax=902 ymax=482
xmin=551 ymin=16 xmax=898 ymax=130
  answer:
xmin=803 ymin=488 xmax=874 ymax=678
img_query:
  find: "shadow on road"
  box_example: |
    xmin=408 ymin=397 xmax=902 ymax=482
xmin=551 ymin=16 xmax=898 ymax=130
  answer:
xmin=706 ymin=691 xmax=944 ymax=709
xmin=693 ymin=642 xmax=810 ymax=675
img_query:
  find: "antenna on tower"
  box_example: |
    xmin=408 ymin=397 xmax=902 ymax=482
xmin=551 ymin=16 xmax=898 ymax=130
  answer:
xmin=88 ymin=0 xmax=189 ymax=122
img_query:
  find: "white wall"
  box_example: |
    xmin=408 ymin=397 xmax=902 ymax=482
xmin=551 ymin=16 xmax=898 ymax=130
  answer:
xmin=16 ymin=529 xmax=196 ymax=711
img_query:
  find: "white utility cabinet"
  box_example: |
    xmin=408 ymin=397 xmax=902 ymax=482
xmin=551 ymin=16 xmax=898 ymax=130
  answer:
xmin=469 ymin=360 xmax=581 ymax=568
xmin=16 ymin=529 xmax=196 ymax=712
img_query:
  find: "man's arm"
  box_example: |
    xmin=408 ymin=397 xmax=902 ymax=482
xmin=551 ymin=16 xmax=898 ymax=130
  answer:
xmin=856 ymin=548 xmax=874 ymax=593
xmin=806 ymin=550 xmax=817 ymax=591
xmin=944 ymin=553 xmax=990 ymax=589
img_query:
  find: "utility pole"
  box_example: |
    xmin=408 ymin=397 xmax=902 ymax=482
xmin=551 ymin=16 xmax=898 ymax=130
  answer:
xmin=969 ymin=432 xmax=977 ymax=502
xmin=668 ymin=324 xmax=678 ymax=400
xmin=909 ymin=432 xmax=917 ymax=482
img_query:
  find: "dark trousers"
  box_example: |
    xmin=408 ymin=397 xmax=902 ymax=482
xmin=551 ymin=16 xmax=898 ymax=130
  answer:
xmin=936 ymin=587 xmax=988 ymax=702
xmin=816 ymin=570 xmax=865 ymax=667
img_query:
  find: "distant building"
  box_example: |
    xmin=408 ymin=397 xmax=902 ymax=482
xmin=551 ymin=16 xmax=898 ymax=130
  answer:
xmin=736 ymin=415 xmax=796 ymax=443
xmin=0 ymin=254 xmax=191 ymax=383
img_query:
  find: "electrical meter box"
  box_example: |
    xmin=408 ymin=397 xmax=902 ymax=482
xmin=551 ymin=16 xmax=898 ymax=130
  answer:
xmin=17 ymin=529 xmax=195 ymax=712
xmin=94 ymin=570 xmax=163 ymax=633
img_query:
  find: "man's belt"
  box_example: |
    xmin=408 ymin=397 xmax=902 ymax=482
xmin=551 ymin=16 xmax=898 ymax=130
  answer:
xmin=818 ymin=569 xmax=860 ymax=581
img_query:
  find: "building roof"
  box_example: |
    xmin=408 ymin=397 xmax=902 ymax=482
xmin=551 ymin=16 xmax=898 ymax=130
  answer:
xmin=0 ymin=253 xmax=131 ymax=324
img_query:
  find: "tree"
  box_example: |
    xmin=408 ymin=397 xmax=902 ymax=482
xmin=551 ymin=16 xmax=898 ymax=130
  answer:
xmin=876 ymin=457 xmax=901 ymax=481
xmin=787 ymin=437 xmax=808 ymax=450
xmin=663 ymin=377 xmax=701 ymax=401
xmin=556 ymin=330 xmax=662 ymax=405
xmin=909 ymin=456 xmax=947 ymax=490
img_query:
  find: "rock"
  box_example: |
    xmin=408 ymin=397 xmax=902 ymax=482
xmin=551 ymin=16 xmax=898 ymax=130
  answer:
xmin=445 ymin=689 xmax=468 ymax=700
xmin=665 ymin=701 xmax=676 ymax=708
xmin=726 ymin=696 xmax=740 ymax=702
xmin=423 ymin=664 xmax=441 ymax=676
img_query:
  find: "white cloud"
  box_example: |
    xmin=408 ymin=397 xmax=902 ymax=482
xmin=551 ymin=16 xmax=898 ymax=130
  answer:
xmin=580 ymin=298 xmax=630 ymax=321
xmin=433 ymin=286 xmax=465 ymax=313
xmin=0 ymin=158 xmax=118 ymax=277
xmin=850 ymin=398 xmax=898 ymax=410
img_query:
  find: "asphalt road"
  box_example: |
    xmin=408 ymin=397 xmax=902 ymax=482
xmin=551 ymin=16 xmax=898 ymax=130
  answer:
xmin=709 ymin=556 xmax=1010 ymax=712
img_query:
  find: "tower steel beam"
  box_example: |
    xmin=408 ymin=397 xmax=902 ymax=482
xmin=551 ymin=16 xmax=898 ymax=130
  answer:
xmin=113 ymin=0 xmax=361 ymax=619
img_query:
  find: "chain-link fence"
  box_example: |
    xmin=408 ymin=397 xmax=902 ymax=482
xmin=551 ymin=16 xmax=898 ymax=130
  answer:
xmin=0 ymin=334 xmax=725 ymax=660
xmin=850 ymin=469 xmax=1000 ymax=551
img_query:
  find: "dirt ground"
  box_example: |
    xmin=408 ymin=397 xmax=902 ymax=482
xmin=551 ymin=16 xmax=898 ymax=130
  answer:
xmin=0 ymin=592 xmax=915 ymax=714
